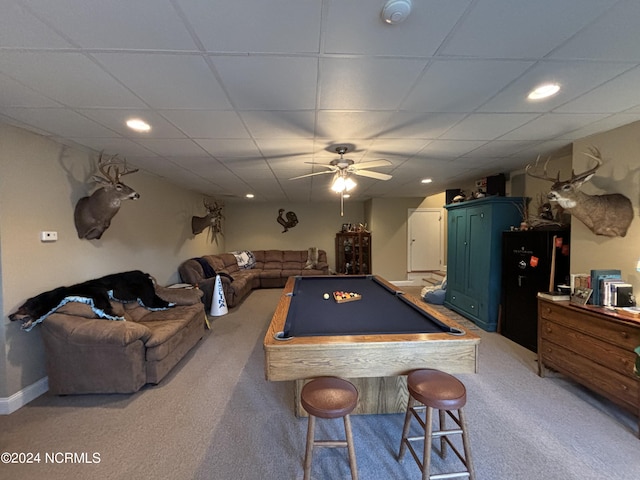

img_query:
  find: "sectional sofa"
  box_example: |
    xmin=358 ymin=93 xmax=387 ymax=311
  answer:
xmin=178 ymin=249 xmax=329 ymax=308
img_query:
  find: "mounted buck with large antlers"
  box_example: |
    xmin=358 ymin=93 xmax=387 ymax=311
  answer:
xmin=191 ymin=198 xmax=224 ymax=243
xmin=526 ymin=147 xmax=634 ymax=237
xmin=74 ymin=153 xmax=140 ymax=240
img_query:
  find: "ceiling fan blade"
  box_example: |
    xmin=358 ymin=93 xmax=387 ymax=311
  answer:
xmin=352 ymin=170 xmax=392 ymax=181
xmin=303 ymin=162 xmax=335 ymax=169
xmin=355 ymin=159 xmax=392 ymax=169
xmin=289 ymin=171 xmax=335 ymax=180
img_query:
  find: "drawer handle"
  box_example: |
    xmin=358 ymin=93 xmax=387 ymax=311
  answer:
xmin=621 ymin=384 xmax=628 ymax=391
xmin=620 ymin=332 xmax=629 ymax=339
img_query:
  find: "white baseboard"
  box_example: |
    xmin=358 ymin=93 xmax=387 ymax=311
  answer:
xmin=0 ymin=377 xmax=48 ymax=415
xmin=390 ymin=280 xmax=415 ymax=286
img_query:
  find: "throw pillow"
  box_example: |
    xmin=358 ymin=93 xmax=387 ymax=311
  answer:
xmin=232 ymin=250 xmax=256 ymax=269
xmin=304 ymin=247 xmax=319 ymax=269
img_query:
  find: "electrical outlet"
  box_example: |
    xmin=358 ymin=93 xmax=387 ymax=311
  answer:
xmin=41 ymin=231 xmax=58 ymax=242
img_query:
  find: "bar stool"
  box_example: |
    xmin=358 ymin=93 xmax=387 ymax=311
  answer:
xmin=301 ymin=376 xmax=359 ymax=480
xmin=398 ymin=369 xmax=475 ymax=480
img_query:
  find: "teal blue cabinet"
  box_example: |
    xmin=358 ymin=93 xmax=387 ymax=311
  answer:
xmin=444 ymin=197 xmax=524 ymax=331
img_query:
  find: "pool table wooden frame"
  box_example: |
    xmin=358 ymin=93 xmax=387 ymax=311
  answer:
xmin=263 ymin=275 xmax=480 ymax=415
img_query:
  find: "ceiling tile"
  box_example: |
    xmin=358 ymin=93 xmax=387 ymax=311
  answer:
xmin=500 ymin=113 xmax=608 ymax=141
xmin=402 ymin=59 xmax=534 ymax=112
xmin=213 ymin=56 xmax=318 ymax=110
xmin=94 ymin=53 xmax=232 ymax=109
xmin=319 ymin=57 xmax=426 ymax=110
xmin=179 ymin=0 xmax=322 ymax=53
xmin=0 ymin=1 xmax=73 ymax=48
xmin=21 ymin=0 xmax=197 ymax=50
xmin=440 ymin=113 xmax=540 ymax=140
xmin=159 ymin=110 xmax=250 ymax=139
xmin=554 ymin=66 xmax=640 ymax=113
xmin=0 ymin=52 xmax=147 ymax=108
xmin=194 ymin=139 xmax=262 ymax=158
xmin=549 ymin=1 xmax=640 ymax=61
xmin=440 ymin=0 xmax=617 ymax=58
xmin=2 ymin=107 xmax=118 ymax=137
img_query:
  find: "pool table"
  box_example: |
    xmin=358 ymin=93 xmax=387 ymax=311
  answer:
xmin=263 ymin=275 xmax=480 ymax=415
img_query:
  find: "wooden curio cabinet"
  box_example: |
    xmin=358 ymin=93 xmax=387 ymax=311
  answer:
xmin=335 ymin=232 xmax=371 ymax=275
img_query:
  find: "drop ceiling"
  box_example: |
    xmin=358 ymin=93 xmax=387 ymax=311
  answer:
xmin=2 ymin=0 xmax=640 ymax=203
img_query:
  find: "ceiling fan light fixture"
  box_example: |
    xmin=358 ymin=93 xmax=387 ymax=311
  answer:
xmin=381 ymin=0 xmax=412 ymax=24
xmin=331 ymin=175 xmax=357 ymax=193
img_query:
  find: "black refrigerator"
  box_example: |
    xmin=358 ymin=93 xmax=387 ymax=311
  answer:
xmin=501 ymin=228 xmax=570 ymax=352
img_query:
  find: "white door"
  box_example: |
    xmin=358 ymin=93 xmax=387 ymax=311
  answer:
xmin=408 ymin=209 xmax=442 ymax=272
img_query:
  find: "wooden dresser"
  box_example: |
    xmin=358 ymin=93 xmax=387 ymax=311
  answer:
xmin=537 ymin=298 xmax=640 ymax=436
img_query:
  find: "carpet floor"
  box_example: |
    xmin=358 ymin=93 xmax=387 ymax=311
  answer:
xmin=1 ymin=288 xmax=639 ymax=480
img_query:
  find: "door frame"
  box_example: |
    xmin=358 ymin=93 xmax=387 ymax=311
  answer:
xmin=407 ymin=208 xmax=444 ymax=273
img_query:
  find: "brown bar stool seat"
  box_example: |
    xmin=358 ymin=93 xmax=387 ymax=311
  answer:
xmin=301 ymin=376 xmax=359 ymax=480
xmin=398 ymin=369 xmax=475 ymax=480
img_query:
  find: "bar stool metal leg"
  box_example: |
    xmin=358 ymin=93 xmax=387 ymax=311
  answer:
xmin=397 ymin=369 xmax=475 ymax=480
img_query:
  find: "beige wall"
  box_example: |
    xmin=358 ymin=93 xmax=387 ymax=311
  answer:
xmin=224 ymin=200 xmax=366 ymax=272
xmin=571 ymin=122 xmax=640 ymax=288
xmin=0 ymin=123 xmax=221 ymax=398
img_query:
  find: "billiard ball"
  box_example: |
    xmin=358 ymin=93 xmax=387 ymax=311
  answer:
xmin=323 ymin=293 xmax=330 ymax=300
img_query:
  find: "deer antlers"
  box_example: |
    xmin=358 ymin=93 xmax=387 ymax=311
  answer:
xmin=525 ymin=147 xmax=603 ymax=184
xmin=574 ymin=146 xmax=602 ymax=182
xmin=96 ymin=152 xmax=138 ymax=183
xmin=525 ymin=155 xmax=559 ymax=182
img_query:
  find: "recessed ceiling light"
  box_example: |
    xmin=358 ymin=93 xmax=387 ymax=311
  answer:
xmin=527 ymin=83 xmax=560 ymax=100
xmin=421 ymin=178 xmax=433 ymax=184
xmin=245 ymin=193 xmax=254 ymax=199
xmin=126 ymin=118 xmax=151 ymax=132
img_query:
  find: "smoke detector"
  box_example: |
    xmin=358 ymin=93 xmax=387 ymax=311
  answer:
xmin=381 ymin=0 xmax=412 ymax=24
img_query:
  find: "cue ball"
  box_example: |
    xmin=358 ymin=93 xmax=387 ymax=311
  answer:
xmin=323 ymin=293 xmax=330 ymax=300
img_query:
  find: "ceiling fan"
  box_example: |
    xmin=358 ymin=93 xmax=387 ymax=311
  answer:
xmin=289 ymin=146 xmax=393 ymax=216
xmin=289 ymin=146 xmax=393 ymax=184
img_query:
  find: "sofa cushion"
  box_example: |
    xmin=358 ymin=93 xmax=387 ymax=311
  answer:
xmin=139 ymin=303 xmax=203 ymax=360
xmin=264 ymin=250 xmax=284 ymax=263
xmin=283 ymin=250 xmax=303 ymax=262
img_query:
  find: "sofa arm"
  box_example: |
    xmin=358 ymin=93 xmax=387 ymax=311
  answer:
xmin=41 ymin=313 xmax=151 ymax=395
xmin=43 ymin=313 xmax=152 ymax=346
xmin=155 ymin=285 xmax=204 ymax=306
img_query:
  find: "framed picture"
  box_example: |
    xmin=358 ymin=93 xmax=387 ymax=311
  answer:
xmin=571 ymin=287 xmax=593 ymax=306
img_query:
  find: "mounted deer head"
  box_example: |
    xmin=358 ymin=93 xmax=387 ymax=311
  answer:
xmin=526 ymin=147 xmax=634 ymax=237
xmin=191 ymin=198 xmax=224 ymax=243
xmin=73 ymin=153 xmax=139 ymax=240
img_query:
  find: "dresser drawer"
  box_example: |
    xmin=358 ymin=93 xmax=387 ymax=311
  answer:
xmin=540 ymin=319 xmax=636 ymax=377
xmin=540 ymin=340 xmax=639 ymax=412
xmin=539 ymin=302 xmax=640 ymax=351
